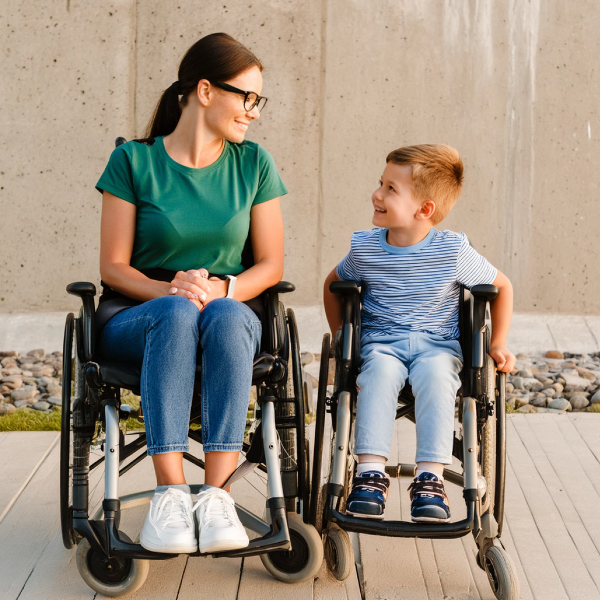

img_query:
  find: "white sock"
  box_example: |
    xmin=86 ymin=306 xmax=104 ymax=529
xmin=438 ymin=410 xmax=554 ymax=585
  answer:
xmin=416 ymin=469 xmax=444 ymax=481
xmin=357 ymin=462 xmax=386 ymax=476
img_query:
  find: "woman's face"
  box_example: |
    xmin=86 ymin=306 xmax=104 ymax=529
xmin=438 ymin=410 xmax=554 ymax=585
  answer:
xmin=205 ymin=66 xmax=263 ymax=143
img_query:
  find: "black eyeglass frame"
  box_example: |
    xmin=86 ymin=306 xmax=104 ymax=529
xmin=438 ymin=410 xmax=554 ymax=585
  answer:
xmin=210 ymin=81 xmax=268 ymax=113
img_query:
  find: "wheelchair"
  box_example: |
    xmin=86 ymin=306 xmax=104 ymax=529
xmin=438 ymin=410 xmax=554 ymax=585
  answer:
xmin=59 ymin=155 xmax=322 ymax=596
xmin=309 ymin=281 xmax=519 ymax=600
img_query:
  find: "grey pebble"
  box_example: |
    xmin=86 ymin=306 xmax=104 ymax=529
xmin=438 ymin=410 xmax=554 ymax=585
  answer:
xmin=570 ymin=394 xmax=590 ymax=409
xmin=32 ymin=401 xmax=51 ymax=411
xmin=519 ymin=368 xmax=533 ymax=378
xmin=548 ymin=398 xmax=572 ymax=411
xmin=0 ymin=403 xmax=16 ymax=415
xmin=47 ymin=396 xmax=61 ymax=407
xmin=591 ymin=390 xmax=600 ymax=404
xmin=13 ymin=399 xmax=31 ymax=408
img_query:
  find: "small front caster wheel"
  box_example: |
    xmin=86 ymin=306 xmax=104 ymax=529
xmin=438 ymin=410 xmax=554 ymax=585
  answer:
xmin=76 ymin=533 xmax=150 ymax=597
xmin=484 ymin=544 xmax=520 ymax=600
xmin=324 ymin=524 xmax=354 ymax=581
xmin=260 ymin=513 xmax=324 ymax=583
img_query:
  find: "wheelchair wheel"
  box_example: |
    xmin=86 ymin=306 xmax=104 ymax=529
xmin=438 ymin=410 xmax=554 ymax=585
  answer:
xmin=480 ymin=353 xmax=496 ymax=516
xmin=324 ymin=524 xmax=354 ymax=581
xmin=483 ymin=544 xmax=520 ymax=600
xmin=259 ymin=513 xmax=324 ymax=583
xmin=76 ymin=532 xmax=149 ymax=597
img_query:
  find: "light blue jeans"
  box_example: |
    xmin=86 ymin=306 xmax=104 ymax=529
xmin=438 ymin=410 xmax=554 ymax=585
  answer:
xmin=354 ymin=330 xmax=463 ymax=465
xmin=98 ymin=295 xmax=262 ymax=455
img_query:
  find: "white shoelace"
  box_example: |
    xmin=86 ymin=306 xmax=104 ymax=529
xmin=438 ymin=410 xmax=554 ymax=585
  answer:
xmin=150 ymin=488 xmax=194 ymax=532
xmin=193 ymin=488 xmax=239 ymax=529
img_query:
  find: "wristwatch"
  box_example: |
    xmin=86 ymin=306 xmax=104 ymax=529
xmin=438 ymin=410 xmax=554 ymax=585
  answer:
xmin=225 ymin=275 xmax=237 ymax=299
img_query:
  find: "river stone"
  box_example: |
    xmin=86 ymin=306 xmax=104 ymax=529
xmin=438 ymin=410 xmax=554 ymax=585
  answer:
xmin=511 ymin=376 xmax=524 ymax=389
xmin=517 ymin=404 xmax=537 ymax=413
xmin=530 ymin=395 xmax=547 ymax=407
xmin=576 ymin=367 xmax=600 ymax=380
xmin=47 ymin=396 xmax=61 ymax=407
xmin=514 ymin=394 xmax=531 ymax=408
xmin=548 ymin=398 xmax=572 ymax=411
xmin=0 ymin=385 xmax=10 ymax=395
xmin=47 ymin=382 xmax=62 ymax=396
xmin=32 ymin=400 xmax=51 ymax=411
xmin=1 ymin=375 xmax=23 ymax=389
xmin=3 ymin=367 xmax=22 ymax=376
xmin=10 ymin=386 xmax=38 ymax=402
xmin=551 ymin=382 xmax=564 ymax=394
xmin=1 ymin=357 xmax=18 ymax=367
xmin=13 ymin=399 xmax=31 ymax=408
xmin=505 ymin=382 xmax=514 ymax=393
xmin=27 ymin=349 xmax=45 ymax=359
xmin=0 ymin=403 xmax=16 ymax=415
xmin=519 ymin=368 xmax=533 ymax=378
xmin=31 ymin=366 xmax=54 ymax=378
xmin=541 ymin=387 xmax=556 ymax=398
xmin=570 ymin=395 xmax=590 ymax=409
xmin=545 ymin=350 xmax=564 ymax=359
xmin=591 ymin=390 xmax=600 ymax=404
xmin=562 ymin=373 xmax=591 ymax=389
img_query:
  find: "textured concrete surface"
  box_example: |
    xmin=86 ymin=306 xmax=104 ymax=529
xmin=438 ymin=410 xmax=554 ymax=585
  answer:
xmin=1 ymin=1 xmax=599 ymax=313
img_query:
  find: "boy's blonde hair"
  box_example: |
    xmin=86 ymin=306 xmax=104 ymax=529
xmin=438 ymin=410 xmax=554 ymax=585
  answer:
xmin=386 ymin=144 xmax=464 ymax=225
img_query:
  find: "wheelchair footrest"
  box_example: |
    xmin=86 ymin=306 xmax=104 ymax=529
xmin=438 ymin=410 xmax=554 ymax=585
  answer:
xmin=328 ymin=503 xmax=475 ymax=539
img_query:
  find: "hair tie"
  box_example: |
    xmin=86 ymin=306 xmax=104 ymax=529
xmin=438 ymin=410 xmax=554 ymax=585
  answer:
xmin=169 ymin=81 xmax=182 ymax=95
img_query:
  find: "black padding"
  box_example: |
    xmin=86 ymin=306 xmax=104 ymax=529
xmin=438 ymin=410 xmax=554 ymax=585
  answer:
xmin=470 ymin=284 xmax=499 ymax=302
xmin=266 ymin=281 xmax=295 ymax=294
xmin=67 ymin=282 xmax=97 ymax=297
xmin=115 ymin=137 xmax=127 ymax=147
xmin=329 ymin=281 xmax=360 ymax=296
xmin=98 ymin=353 xmax=275 ymax=391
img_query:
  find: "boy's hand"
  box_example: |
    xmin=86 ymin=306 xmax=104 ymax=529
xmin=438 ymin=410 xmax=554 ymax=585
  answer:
xmin=489 ymin=345 xmax=516 ymax=373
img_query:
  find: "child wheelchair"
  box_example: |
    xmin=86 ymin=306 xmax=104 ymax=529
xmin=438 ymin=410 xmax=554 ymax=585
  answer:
xmin=309 ymin=281 xmax=519 ymax=600
xmin=59 ymin=277 xmax=322 ymax=593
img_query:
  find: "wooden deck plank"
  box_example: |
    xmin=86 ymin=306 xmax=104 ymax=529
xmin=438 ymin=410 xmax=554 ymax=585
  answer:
xmin=507 ymin=417 xmax=598 ymax=599
xmin=0 ymin=432 xmax=59 ymax=524
xmin=514 ymin=415 xmax=600 ymax=589
xmin=566 ymin=414 xmax=600 ymax=464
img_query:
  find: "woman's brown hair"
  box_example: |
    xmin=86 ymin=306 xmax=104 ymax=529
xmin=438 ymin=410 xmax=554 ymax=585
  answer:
xmin=145 ymin=33 xmax=263 ymax=138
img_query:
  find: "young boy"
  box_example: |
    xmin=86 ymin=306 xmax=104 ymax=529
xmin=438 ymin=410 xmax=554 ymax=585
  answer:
xmin=323 ymin=144 xmax=515 ymax=522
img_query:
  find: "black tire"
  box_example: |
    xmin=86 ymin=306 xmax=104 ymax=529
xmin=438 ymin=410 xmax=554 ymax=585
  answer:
xmin=260 ymin=513 xmax=324 ymax=583
xmin=309 ymin=334 xmax=330 ymax=530
xmin=324 ymin=525 xmax=354 ymax=581
xmin=60 ymin=313 xmax=77 ymax=549
xmin=484 ymin=545 xmax=520 ymax=600
xmin=76 ymin=532 xmax=150 ymax=597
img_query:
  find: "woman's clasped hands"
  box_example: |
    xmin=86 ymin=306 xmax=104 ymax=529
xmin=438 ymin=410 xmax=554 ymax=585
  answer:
xmin=169 ymin=269 xmax=228 ymax=310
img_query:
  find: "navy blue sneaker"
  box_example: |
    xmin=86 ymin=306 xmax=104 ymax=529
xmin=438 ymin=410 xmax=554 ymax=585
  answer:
xmin=408 ymin=472 xmax=451 ymax=522
xmin=346 ymin=471 xmax=390 ymax=519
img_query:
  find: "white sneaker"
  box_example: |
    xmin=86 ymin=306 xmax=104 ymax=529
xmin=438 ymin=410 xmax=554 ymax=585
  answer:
xmin=139 ymin=487 xmax=198 ymax=553
xmin=193 ymin=487 xmax=249 ymax=553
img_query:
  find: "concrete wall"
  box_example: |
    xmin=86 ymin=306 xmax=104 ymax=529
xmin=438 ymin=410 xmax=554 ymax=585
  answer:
xmin=1 ymin=1 xmax=599 ymax=314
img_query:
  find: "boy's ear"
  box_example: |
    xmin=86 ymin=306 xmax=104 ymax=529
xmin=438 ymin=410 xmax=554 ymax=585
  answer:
xmin=416 ymin=200 xmax=436 ymax=220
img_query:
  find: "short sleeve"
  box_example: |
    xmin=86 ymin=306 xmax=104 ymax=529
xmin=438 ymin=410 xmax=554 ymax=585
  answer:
xmin=456 ymin=233 xmax=497 ymax=288
xmin=336 ymin=233 xmax=363 ymax=283
xmin=95 ymin=145 xmax=137 ymax=205
xmin=252 ymin=146 xmax=288 ymax=206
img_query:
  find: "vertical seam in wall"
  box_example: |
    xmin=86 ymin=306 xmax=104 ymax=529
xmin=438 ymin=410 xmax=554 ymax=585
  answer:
xmin=316 ymin=0 xmax=328 ymax=298
xmin=131 ymin=0 xmax=138 ymax=137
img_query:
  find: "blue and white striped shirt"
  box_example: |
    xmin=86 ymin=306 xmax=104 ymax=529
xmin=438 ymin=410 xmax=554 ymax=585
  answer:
xmin=336 ymin=228 xmax=497 ymax=340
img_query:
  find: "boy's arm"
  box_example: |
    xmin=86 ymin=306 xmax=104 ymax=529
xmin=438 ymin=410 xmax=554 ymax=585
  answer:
xmin=323 ymin=267 xmax=343 ymax=335
xmin=489 ymin=269 xmax=516 ymax=373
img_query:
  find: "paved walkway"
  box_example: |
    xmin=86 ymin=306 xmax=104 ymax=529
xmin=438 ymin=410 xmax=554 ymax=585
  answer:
xmin=1 ymin=413 xmax=599 ymax=599
xmin=2 ymin=309 xmax=600 ymax=354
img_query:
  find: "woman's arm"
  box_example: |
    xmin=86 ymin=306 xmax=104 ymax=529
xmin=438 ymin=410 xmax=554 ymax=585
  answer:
xmin=100 ymin=191 xmax=210 ymax=302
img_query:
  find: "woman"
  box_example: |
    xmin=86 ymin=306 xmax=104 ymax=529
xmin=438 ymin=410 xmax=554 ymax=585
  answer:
xmin=95 ymin=33 xmax=287 ymax=554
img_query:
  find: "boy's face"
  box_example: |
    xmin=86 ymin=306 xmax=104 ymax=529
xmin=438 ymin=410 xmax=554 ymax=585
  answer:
xmin=371 ymin=163 xmax=425 ymax=230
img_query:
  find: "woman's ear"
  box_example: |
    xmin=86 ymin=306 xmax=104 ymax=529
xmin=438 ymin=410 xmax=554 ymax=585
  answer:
xmin=416 ymin=200 xmax=436 ymax=220
xmin=196 ymin=79 xmax=211 ymax=107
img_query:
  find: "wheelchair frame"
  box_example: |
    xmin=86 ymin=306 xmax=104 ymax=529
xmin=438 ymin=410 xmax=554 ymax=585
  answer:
xmin=60 ymin=280 xmax=322 ymax=594
xmin=309 ymin=282 xmax=519 ymax=599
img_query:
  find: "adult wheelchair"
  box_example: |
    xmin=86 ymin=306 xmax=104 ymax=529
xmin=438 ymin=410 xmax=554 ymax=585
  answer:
xmin=309 ymin=282 xmax=519 ymax=600
xmin=60 ymin=277 xmax=322 ymax=591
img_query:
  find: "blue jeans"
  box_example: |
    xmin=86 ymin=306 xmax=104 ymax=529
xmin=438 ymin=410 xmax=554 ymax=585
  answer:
xmin=354 ymin=331 xmax=463 ymax=464
xmin=98 ymin=295 xmax=262 ymax=455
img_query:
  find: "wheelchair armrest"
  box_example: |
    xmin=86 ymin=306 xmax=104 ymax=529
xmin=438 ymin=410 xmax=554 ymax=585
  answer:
xmin=265 ymin=281 xmax=295 ymax=294
xmin=470 ymin=284 xmax=499 ymax=303
xmin=66 ymin=282 xmax=97 ymax=362
xmin=329 ymin=280 xmax=360 ymax=297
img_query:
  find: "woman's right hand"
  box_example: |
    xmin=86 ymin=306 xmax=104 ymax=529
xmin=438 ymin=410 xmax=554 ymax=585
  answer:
xmin=169 ymin=269 xmax=212 ymax=306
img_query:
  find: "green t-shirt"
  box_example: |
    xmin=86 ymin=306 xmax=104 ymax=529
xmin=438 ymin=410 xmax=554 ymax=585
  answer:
xmin=95 ymin=136 xmax=288 ymax=274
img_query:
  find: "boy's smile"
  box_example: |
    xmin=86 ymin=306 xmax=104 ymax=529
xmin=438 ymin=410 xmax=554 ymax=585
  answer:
xmin=371 ymin=163 xmax=426 ymax=230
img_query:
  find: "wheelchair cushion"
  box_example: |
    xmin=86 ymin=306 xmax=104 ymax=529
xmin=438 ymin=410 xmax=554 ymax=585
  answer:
xmin=97 ymin=352 xmax=276 ymax=392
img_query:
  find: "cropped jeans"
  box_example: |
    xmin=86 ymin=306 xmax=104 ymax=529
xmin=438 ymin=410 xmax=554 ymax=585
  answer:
xmin=98 ymin=295 xmax=262 ymax=455
xmin=354 ymin=330 xmax=463 ymax=465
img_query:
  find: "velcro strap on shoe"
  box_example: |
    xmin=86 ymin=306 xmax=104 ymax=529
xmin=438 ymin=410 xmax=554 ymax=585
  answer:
xmin=408 ymin=479 xmax=448 ymax=502
xmin=352 ymin=476 xmax=390 ymax=495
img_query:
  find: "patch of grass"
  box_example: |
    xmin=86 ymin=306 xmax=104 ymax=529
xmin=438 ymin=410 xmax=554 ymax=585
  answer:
xmin=505 ymin=402 xmax=517 ymax=414
xmin=0 ymin=407 xmax=62 ymax=432
xmin=586 ymin=403 xmax=600 ymax=413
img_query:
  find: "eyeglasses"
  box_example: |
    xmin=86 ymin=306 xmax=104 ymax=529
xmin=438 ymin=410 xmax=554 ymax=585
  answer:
xmin=211 ymin=81 xmax=268 ymax=113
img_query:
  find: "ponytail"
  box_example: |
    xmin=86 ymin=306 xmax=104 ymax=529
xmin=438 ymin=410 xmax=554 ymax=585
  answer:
xmin=144 ymin=33 xmax=263 ymax=139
